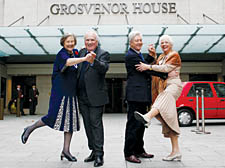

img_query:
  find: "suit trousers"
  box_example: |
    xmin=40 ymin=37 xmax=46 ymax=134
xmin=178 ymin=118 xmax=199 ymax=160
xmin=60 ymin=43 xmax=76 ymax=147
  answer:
xmin=124 ymin=101 xmax=148 ymax=157
xmin=78 ymin=91 xmax=104 ymax=157
xmin=29 ymin=100 xmax=37 ymax=115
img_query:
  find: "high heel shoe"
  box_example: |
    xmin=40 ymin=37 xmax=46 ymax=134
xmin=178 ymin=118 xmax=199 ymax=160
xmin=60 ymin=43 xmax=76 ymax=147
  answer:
xmin=60 ymin=151 xmax=77 ymax=162
xmin=21 ymin=127 xmax=29 ymax=144
xmin=134 ymin=111 xmax=151 ymax=128
xmin=162 ymin=153 xmax=182 ymax=161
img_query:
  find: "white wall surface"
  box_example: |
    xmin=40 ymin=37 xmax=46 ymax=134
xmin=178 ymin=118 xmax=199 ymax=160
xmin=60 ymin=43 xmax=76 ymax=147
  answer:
xmin=1 ymin=0 xmax=225 ymax=26
xmin=0 ymin=0 xmax=4 ymax=26
xmin=36 ymin=75 xmax=51 ymax=114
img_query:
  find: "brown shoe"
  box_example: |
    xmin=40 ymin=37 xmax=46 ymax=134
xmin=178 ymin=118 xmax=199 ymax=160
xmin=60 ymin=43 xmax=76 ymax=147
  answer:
xmin=125 ymin=155 xmax=141 ymax=163
xmin=137 ymin=152 xmax=154 ymax=158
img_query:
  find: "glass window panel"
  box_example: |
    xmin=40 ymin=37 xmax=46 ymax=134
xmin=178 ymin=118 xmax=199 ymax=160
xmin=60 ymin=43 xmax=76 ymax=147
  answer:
xmin=141 ymin=36 xmax=158 ymax=53
xmin=36 ymin=37 xmax=61 ymax=54
xmin=97 ymin=25 xmax=128 ymax=35
xmin=6 ymin=38 xmax=45 ymax=55
xmin=198 ymin=25 xmax=225 ymax=35
xmin=28 ymin=27 xmax=61 ymax=37
xmin=0 ymin=27 xmax=28 ymax=37
xmin=209 ymin=37 xmax=225 ymax=53
xmin=63 ymin=26 xmax=93 ymax=36
xmin=0 ymin=50 xmax=8 ymax=57
xmin=213 ymin=83 xmax=225 ymax=98
xmin=0 ymin=40 xmax=19 ymax=55
xmin=187 ymin=83 xmax=213 ymax=97
xmin=132 ymin=25 xmax=163 ymax=35
xmin=182 ymin=35 xmax=221 ymax=53
xmin=100 ymin=37 xmax=127 ymax=54
xmin=75 ymin=37 xmax=85 ymax=51
xmin=166 ymin=25 xmax=198 ymax=35
xmin=170 ymin=35 xmax=190 ymax=52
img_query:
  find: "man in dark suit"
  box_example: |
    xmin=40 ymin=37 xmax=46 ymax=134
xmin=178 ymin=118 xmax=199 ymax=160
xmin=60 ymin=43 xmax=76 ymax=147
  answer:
xmin=77 ymin=30 xmax=110 ymax=167
xmin=13 ymin=84 xmax=25 ymax=115
xmin=124 ymin=31 xmax=168 ymax=163
xmin=29 ymin=84 xmax=39 ymax=115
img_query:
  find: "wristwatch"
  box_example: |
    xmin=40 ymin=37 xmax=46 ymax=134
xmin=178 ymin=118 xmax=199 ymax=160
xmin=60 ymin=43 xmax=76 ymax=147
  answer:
xmin=149 ymin=65 xmax=153 ymax=70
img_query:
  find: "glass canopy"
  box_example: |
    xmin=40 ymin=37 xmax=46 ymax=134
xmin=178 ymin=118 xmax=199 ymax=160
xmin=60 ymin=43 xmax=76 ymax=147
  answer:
xmin=1 ymin=24 xmax=225 ymax=57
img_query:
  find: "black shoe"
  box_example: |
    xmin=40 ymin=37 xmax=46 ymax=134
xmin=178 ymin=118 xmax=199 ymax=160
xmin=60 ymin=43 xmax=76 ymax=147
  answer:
xmin=21 ymin=127 xmax=29 ymax=144
xmin=60 ymin=151 xmax=77 ymax=162
xmin=125 ymin=155 xmax=141 ymax=163
xmin=94 ymin=156 xmax=104 ymax=167
xmin=84 ymin=151 xmax=95 ymax=162
xmin=136 ymin=152 xmax=154 ymax=158
xmin=21 ymin=113 xmax=26 ymax=116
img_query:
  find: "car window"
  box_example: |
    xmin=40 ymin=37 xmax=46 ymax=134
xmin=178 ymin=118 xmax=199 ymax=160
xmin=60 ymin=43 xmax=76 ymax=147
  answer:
xmin=213 ymin=84 xmax=225 ymax=98
xmin=187 ymin=83 xmax=213 ymax=97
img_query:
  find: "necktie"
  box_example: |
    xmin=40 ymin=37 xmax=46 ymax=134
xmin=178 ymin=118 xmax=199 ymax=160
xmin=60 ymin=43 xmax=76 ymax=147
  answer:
xmin=139 ymin=52 xmax=144 ymax=61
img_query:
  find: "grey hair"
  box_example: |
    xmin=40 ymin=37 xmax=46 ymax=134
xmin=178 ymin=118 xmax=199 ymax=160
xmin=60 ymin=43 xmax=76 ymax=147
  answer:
xmin=60 ymin=33 xmax=77 ymax=46
xmin=84 ymin=30 xmax=100 ymax=42
xmin=159 ymin=35 xmax=173 ymax=46
xmin=128 ymin=31 xmax=143 ymax=43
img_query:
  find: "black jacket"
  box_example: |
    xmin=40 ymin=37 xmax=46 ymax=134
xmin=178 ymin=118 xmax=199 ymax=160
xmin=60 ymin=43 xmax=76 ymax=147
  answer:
xmin=77 ymin=46 xmax=110 ymax=106
xmin=29 ymin=88 xmax=39 ymax=105
xmin=125 ymin=48 xmax=167 ymax=103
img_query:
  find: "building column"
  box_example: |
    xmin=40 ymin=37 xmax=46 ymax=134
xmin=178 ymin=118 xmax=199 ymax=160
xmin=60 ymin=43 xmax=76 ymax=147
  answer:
xmin=6 ymin=77 xmax=12 ymax=107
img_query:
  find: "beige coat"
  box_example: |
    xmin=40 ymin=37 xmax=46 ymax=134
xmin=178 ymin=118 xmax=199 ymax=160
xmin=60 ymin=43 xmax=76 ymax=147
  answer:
xmin=151 ymin=51 xmax=182 ymax=137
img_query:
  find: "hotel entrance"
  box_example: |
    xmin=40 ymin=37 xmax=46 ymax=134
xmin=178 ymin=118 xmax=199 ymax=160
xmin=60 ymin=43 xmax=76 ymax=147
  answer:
xmin=105 ymin=78 xmax=126 ymax=113
xmin=11 ymin=76 xmax=36 ymax=109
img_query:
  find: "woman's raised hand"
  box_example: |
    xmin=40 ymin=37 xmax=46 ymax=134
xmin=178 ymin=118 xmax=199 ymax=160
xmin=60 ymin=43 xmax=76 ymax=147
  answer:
xmin=148 ymin=44 xmax=157 ymax=59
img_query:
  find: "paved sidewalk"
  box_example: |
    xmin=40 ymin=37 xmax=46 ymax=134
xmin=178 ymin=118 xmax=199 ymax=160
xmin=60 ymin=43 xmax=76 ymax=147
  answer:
xmin=0 ymin=113 xmax=225 ymax=168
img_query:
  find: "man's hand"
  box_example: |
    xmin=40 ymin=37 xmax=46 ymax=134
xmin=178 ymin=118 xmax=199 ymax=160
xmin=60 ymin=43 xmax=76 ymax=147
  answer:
xmin=135 ymin=62 xmax=150 ymax=72
xmin=86 ymin=51 xmax=96 ymax=64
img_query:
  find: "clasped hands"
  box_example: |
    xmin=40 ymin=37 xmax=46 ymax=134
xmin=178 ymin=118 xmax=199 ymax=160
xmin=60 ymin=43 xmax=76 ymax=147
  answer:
xmin=135 ymin=44 xmax=156 ymax=72
xmin=85 ymin=51 xmax=96 ymax=64
xmin=135 ymin=62 xmax=150 ymax=72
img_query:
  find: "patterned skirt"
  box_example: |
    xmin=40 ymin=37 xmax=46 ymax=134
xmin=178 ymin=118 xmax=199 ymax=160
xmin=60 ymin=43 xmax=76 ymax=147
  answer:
xmin=42 ymin=95 xmax=80 ymax=133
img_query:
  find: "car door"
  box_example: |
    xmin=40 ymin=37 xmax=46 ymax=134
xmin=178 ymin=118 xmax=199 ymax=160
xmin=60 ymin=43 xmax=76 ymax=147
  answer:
xmin=213 ymin=83 xmax=225 ymax=118
xmin=187 ymin=83 xmax=217 ymax=118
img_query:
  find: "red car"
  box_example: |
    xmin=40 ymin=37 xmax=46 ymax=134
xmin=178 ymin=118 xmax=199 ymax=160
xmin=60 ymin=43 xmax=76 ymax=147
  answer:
xmin=176 ymin=81 xmax=225 ymax=126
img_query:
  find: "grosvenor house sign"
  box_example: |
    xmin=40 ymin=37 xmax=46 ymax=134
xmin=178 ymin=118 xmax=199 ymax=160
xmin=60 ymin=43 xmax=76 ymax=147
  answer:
xmin=50 ymin=2 xmax=177 ymax=15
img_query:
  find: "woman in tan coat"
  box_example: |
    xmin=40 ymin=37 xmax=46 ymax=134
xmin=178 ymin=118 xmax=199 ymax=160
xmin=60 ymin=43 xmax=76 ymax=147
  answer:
xmin=134 ymin=35 xmax=183 ymax=161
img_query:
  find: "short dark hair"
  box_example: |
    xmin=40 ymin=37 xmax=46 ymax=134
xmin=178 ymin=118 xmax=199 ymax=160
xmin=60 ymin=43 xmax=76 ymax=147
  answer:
xmin=60 ymin=33 xmax=77 ymax=46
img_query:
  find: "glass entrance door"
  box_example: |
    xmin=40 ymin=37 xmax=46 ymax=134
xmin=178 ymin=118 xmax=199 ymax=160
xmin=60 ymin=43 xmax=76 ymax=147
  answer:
xmin=12 ymin=76 xmax=36 ymax=109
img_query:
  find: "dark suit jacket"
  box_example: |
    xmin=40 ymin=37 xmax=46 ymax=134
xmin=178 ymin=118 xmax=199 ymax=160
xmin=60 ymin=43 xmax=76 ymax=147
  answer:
xmin=77 ymin=46 xmax=110 ymax=106
xmin=12 ymin=89 xmax=24 ymax=101
xmin=29 ymin=88 xmax=39 ymax=105
xmin=125 ymin=48 xmax=167 ymax=103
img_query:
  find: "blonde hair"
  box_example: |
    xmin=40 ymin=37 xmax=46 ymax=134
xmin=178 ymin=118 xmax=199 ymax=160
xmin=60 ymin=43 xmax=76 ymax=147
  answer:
xmin=159 ymin=35 xmax=173 ymax=46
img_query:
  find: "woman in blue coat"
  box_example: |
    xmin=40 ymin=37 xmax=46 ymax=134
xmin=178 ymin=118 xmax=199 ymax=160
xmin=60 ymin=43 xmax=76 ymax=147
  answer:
xmin=21 ymin=33 xmax=93 ymax=162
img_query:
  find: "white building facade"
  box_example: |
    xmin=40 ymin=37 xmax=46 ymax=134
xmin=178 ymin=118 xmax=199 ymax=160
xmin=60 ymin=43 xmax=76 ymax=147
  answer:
xmin=0 ymin=0 xmax=225 ymax=114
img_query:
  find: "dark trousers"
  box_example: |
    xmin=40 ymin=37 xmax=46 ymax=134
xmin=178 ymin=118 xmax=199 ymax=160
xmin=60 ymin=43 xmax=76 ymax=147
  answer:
xmin=78 ymin=92 xmax=104 ymax=157
xmin=29 ymin=101 xmax=37 ymax=115
xmin=124 ymin=101 xmax=148 ymax=157
xmin=19 ymin=99 xmax=24 ymax=115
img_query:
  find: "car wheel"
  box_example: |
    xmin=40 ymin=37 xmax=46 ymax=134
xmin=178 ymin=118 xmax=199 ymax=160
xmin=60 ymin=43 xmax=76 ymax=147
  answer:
xmin=178 ymin=109 xmax=194 ymax=127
